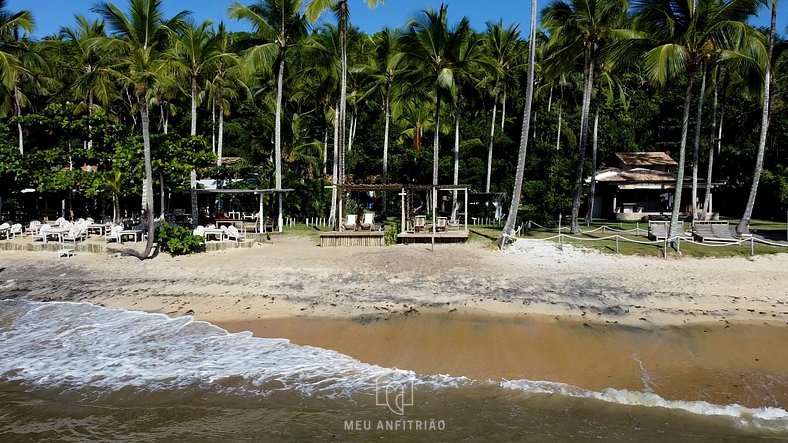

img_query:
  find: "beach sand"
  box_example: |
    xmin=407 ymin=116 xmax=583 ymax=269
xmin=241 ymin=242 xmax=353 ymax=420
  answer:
xmin=1 ymin=235 xmax=786 ymax=408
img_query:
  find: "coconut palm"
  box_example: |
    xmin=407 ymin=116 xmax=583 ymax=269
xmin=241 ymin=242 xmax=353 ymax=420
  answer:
xmin=205 ymin=23 xmax=242 ymax=166
xmin=94 ymin=0 xmax=188 ymax=259
xmin=60 ymin=16 xmax=116 ymax=149
xmin=402 ymin=5 xmax=473 ymax=186
xmin=305 ymin=0 xmax=383 ymax=227
xmin=0 ymin=1 xmax=35 ymax=154
xmin=168 ymin=19 xmax=221 ymax=137
xmin=542 ymin=0 xmax=632 ymax=234
xmin=737 ymin=0 xmax=777 ymax=234
xmin=633 ymin=0 xmax=762 ymax=239
xmin=497 ymin=0 xmax=538 ymax=247
xmin=229 ymin=0 xmax=308 ymax=233
xmin=483 ymin=20 xmax=523 ymax=193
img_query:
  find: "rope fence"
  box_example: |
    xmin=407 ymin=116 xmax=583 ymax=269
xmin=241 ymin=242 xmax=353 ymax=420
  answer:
xmin=514 ymin=218 xmax=788 ymax=258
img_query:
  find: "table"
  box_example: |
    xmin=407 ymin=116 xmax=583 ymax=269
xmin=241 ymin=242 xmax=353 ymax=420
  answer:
xmin=203 ymin=228 xmax=224 ymax=242
xmin=44 ymin=227 xmax=69 ymax=244
xmin=118 ymin=229 xmax=144 ymax=243
xmin=87 ymin=223 xmax=110 ymax=236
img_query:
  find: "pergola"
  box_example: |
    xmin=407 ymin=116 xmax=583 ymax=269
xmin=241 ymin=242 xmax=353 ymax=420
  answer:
xmin=333 ymin=183 xmax=470 ymax=244
xmin=193 ymin=188 xmax=293 ymax=232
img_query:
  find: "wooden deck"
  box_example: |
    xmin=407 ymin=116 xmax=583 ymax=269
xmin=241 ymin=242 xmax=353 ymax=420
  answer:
xmin=319 ymin=231 xmax=386 ymax=247
xmin=397 ymin=231 xmax=469 ymax=244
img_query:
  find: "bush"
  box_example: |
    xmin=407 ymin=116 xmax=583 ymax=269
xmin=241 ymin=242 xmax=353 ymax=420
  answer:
xmin=384 ymin=225 xmax=399 ymax=245
xmin=156 ymin=223 xmax=204 ymax=255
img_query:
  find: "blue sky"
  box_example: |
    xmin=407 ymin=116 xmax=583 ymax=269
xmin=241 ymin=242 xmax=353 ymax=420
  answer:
xmin=7 ymin=0 xmax=785 ymax=39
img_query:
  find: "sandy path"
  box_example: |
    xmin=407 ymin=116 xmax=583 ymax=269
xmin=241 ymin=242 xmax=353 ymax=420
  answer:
xmin=0 ymin=235 xmax=786 ymax=327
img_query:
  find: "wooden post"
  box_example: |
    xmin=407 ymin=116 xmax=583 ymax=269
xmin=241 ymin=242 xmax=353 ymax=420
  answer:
xmin=431 ymin=187 xmax=436 ymax=251
xmin=751 ymin=236 xmax=755 ymax=256
xmin=258 ymin=193 xmax=263 ymax=233
xmin=464 ymin=188 xmax=468 ymax=232
xmin=400 ymin=188 xmax=406 ymax=234
xmin=663 ymin=235 xmax=667 ymax=259
xmin=558 ymin=214 xmax=563 ymax=251
xmin=615 ymin=236 xmax=619 ymax=254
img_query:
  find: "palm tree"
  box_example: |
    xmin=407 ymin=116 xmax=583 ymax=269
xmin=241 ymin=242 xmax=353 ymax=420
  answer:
xmin=94 ymin=0 xmax=188 ymax=259
xmin=497 ymin=0 xmax=537 ymax=247
xmin=205 ymin=23 xmax=242 ymax=166
xmin=738 ymin=0 xmax=777 ymax=234
xmin=402 ymin=5 xmax=472 ymax=186
xmin=633 ymin=0 xmax=762 ymax=239
xmin=305 ymin=0 xmax=383 ymax=228
xmin=483 ymin=20 xmax=522 ymax=193
xmin=60 ymin=16 xmax=115 ymax=150
xmin=542 ymin=0 xmax=631 ymax=234
xmin=168 ymin=19 xmax=221 ymax=137
xmin=230 ymin=0 xmax=308 ymax=233
xmin=0 ymin=1 xmax=35 ymax=154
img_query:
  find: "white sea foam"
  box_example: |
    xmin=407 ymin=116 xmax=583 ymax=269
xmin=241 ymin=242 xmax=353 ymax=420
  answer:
xmin=1 ymin=299 xmax=786 ymax=433
xmin=501 ymin=379 xmax=788 ymax=433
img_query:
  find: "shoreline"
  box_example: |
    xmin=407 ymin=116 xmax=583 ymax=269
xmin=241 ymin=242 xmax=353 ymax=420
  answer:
xmin=215 ymin=312 xmax=788 ymax=409
xmin=1 ymin=236 xmax=787 ymax=409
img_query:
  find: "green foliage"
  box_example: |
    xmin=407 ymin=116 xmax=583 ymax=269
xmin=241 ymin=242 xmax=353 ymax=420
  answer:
xmin=384 ymin=225 xmax=398 ymax=245
xmin=156 ymin=223 xmax=204 ymax=255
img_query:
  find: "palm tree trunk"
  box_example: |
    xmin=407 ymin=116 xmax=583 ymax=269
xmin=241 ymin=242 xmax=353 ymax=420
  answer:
xmin=703 ymin=79 xmax=722 ymax=217
xmin=88 ymin=91 xmax=94 ymax=150
xmin=275 ymin=57 xmax=285 ymax=233
xmin=691 ymin=65 xmax=707 ymax=221
xmin=556 ymin=101 xmax=562 ymax=151
xmin=669 ymin=77 xmax=695 ymax=240
xmin=329 ymin=103 xmax=339 ymax=226
xmin=190 ymin=75 xmax=198 ymax=136
xmin=160 ymin=172 xmax=165 ymax=218
xmin=335 ymin=1 xmax=349 ymax=228
xmin=486 ymin=93 xmax=498 ymax=193
xmin=737 ymin=0 xmax=776 ymax=234
xmin=139 ymin=98 xmax=156 ymax=260
xmin=323 ymin=127 xmax=328 ymax=177
xmin=217 ymin=99 xmax=224 ymax=166
xmin=501 ymin=87 xmax=507 ymax=131
xmin=212 ymin=96 xmax=216 ymax=154
xmin=497 ymin=0 xmax=537 ymax=247
xmin=570 ymin=54 xmax=595 ymax=234
xmin=433 ymin=90 xmax=441 ymax=186
xmin=14 ymin=90 xmax=23 ymax=154
xmin=585 ymin=103 xmax=600 ymax=222
xmin=453 ymin=113 xmax=460 ymax=186
xmin=383 ymin=94 xmax=390 ymax=217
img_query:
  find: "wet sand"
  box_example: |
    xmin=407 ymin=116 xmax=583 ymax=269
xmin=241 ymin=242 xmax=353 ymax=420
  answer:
xmin=218 ymin=313 xmax=788 ymax=409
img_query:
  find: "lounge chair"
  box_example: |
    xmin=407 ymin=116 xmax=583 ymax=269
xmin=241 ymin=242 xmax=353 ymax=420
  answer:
xmin=193 ymin=225 xmax=206 ymax=238
xmin=343 ymin=214 xmax=358 ymax=231
xmin=360 ymin=213 xmax=375 ymax=231
xmin=694 ymin=221 xmax=738 ymax=243
xmin=647 ymin=221 xmax=669 ymax=241
xmin=0 ymin=222 xmax=9 ymax=240
xmin=414 ymin=215 xmax=426 ymax=233
xmin=436 ymin=217 xmax=447 ymax=232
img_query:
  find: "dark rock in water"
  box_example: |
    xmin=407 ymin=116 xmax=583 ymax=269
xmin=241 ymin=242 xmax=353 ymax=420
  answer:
xmin=603 ymin=305 xmax=628 ymax=316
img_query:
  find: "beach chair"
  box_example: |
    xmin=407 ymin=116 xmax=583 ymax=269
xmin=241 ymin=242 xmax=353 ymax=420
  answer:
xmin=343 ymin=214 xmax=358 ymax=231
xmin=647 ymin=221 xmax=669 ymax=240
xmin=193 ymin=225 xmax=206 ymax=239
xmin=31 ymin=224 xmax=51 ymax=243
xmin=694 ymin=221 xmax=738 ymax=243
xmin=414 ymin=215 xmax=426 ymax=233
xmin=10 ymin=223 xmax=23 ymax=238
xmin=360 ymin=213 xmax=375 ymax=231
xmin=105 ymin=225 xmax=122 ymax=243
xmin=0 ymin=222 xmax=9 ymax=240
xmin=225 ymin=225 xmax=242 ymax=242
xmin=63 ymin=227 xmax=86 ymax=244
xmin=436 ymin=217 xmax=447 ymax=232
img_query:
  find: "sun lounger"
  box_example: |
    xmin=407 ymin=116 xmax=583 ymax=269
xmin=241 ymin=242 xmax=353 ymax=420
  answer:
xmin=694 ymin=221 xmax=738 ymax=243
xmin=343 ymin=214 xmax=358 ymax=231
xmin=436 ymin=217 xmax=447 ymax=233
xmin=360 ymin=213 xmax=375 ymax=231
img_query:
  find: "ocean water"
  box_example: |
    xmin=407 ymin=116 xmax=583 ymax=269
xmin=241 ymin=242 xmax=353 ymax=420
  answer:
xmin=0 ymin=300 xmax=786 ymax=441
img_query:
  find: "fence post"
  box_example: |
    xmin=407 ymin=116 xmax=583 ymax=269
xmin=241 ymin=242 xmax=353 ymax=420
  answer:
xmin=751 ymin=236 xmax=754 ymax=256
xmin=616 ymin=235 xmax=619 ymax=254
xmin=663 ymin=235 xmax=668 ymax=259
xmin=636 ymin=222 xmax=639 ymax=235
xmin=676 ymin=237 xmax=681 ymax=254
